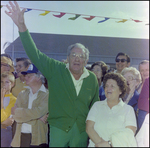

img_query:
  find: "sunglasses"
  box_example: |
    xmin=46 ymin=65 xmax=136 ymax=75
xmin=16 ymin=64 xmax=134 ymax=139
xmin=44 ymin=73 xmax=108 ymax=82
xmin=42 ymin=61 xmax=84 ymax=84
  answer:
xmin=116 ymin=59 xmax=127 ymax=62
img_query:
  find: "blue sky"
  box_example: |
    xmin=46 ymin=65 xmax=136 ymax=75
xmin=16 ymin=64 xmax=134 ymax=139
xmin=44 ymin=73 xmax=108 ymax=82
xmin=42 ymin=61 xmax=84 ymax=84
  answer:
xmin=1 ymin=1 xmax=149 ymax=53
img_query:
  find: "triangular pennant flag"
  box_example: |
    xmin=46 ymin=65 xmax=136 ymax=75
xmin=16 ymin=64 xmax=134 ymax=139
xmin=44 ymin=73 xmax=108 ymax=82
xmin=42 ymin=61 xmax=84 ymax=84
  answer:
xmin=53 ymin=12 xmax=66 ymax=18
xmin=25 ymin=8 xmax=32 ymax=13
xmin=131 ymin=18 xmax=142 ymax=22
xmin=116 ymin=19 xmax=128 ymax=23
xmin=68 ymin=14 xmax=80 ymax=20
xmin=39 ymin=11 xmax=50 ymax=16
xmin=82 ymin=16 xmax=95 ymax=21
xmin=98 ymin=17 xmax=110 ymax=23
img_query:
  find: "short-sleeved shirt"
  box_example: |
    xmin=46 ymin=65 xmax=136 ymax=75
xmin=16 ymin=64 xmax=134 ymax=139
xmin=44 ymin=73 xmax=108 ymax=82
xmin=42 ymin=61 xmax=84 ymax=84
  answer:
xmin=86 ymin=98 xmax=137 ymax=147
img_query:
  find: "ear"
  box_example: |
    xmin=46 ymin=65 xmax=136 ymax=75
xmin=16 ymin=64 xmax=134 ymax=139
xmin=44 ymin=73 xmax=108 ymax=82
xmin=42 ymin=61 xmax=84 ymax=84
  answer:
xmin=127 ymin=62 xmax=130 ymax=67
xmin=67 ymin=56 xmax=69 ymax=62
xmin=84 ymin=59 xmax=88 ymax=67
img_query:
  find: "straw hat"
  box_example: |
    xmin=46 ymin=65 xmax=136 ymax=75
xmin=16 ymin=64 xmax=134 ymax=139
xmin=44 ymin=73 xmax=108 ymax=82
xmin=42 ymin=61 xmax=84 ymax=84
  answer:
xmin=1 ymin=56 xmax=15 ymax=72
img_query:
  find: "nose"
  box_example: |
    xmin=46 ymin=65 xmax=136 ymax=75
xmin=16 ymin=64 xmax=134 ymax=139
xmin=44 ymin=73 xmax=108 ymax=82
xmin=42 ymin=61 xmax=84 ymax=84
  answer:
xmin=75 ymin=55 xmax=80 ymax=60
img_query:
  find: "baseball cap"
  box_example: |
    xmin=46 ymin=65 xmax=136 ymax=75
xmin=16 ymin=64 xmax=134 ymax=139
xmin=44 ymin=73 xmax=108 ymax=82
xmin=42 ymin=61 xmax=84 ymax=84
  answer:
xmin=1 ymin=56 xmax=15 ymax=72
xmin=21 ymin=63 xmax=38 ymax=75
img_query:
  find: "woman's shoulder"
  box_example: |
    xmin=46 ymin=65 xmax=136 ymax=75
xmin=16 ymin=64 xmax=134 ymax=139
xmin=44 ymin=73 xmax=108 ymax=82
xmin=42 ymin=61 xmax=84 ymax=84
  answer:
xmin=93 ymin=100 xmax=105 ymax=106
xmin=123 ymin=103 xmax=135 ymax=111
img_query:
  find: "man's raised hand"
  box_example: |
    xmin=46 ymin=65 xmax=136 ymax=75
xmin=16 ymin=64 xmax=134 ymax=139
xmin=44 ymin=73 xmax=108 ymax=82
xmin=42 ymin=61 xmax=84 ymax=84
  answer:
xmin=5 ymin=1 xmax=27 ymax=32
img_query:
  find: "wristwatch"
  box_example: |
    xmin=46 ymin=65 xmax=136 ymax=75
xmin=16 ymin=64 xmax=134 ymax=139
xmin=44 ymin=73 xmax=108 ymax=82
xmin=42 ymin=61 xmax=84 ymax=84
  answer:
xmin=108 ymin=140 xmax=112 ymax=147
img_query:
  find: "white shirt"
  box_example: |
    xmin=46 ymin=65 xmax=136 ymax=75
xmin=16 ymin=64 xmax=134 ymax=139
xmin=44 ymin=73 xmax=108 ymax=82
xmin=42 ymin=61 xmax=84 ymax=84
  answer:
xmin=21 ymin=84 xmax=47 ymax=133
xmin=136 ymin=113 xmax=149 ymax=147
xmin=66 ymin=63 xmax=89 ymax=96
xmin=86 ymin=98 xmax=137 ymax=147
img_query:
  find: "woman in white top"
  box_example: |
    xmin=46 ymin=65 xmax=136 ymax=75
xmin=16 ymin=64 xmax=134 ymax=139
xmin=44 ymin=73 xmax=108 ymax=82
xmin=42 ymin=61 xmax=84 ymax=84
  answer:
xmin=86 ymin=72 xmax=137 ymax=147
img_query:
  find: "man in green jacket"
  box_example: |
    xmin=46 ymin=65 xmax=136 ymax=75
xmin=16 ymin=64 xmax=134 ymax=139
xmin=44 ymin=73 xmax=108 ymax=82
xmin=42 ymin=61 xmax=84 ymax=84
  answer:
xmin=6 ymin=1 xmax=99 ymax=147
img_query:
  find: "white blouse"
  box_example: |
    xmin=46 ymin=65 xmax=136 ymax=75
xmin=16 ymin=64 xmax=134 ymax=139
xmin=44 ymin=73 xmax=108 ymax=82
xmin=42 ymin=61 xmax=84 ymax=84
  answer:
xmin=86 ymin=98 xmax=137 ymax=147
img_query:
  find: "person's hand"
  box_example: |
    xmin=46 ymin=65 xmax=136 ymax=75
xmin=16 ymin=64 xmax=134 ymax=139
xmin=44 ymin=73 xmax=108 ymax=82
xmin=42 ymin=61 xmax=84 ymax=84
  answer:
xmin=1 ymin=117 xmax=14 ymax=129
xmin=1 ymin=87 xmax=7 ymax=99
xmin=5 ymin=1 xmax=27 ymax=32
xmin=1 ymin=87 xmax=7 ymax=109
xmin=39 ymin=114 xmax=48 ymax=124
xmin=1 ymin=123 xmax=8 ymax=129
xmin=11 ymin=103 xmax=18 ymax=115
xmin=128 ymin=82 xmax=137 ymax=95
xmin=95 ymin=140 xmax=110 ymax=147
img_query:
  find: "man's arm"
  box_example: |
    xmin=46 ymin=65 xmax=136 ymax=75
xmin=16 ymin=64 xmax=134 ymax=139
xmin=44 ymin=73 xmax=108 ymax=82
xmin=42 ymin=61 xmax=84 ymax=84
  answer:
xmin=13 ymin=93 xmax=49 ymax=123
xmin=5 ymin=1 xmax=59 ymax=80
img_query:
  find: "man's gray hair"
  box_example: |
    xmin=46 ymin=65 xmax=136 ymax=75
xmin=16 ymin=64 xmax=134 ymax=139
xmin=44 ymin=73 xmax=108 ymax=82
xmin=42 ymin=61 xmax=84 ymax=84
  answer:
xmin=67 ymin=43 xmax=89 ymax=61
xmin=35 ymin=72 xmax=45 ymax=84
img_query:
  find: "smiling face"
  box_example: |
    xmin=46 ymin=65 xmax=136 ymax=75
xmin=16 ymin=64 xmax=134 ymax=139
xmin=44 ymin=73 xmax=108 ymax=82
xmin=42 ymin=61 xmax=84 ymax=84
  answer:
xmin=116 ymin=55 xmax=130 ymax=73
xmin=15 ymin=61 xmax=29 ymax=77
xmin=105 ymin=79 xmax=122 ymax=100
xmin=139 ymin=62 xmax=149 ymax=82
xmin=123 ymin=71 xmax=139 ymax=91
xmin=67 ymin=47 xmax=87 ymax=76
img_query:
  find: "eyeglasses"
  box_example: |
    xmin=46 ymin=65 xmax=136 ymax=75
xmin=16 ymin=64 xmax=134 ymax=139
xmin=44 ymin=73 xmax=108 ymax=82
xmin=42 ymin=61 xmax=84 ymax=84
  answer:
xmin=70 ymin=53 xmax=85 ymax=60
xmin=116 ymin=59 xmax=127 ymax=63
xmin=125 ymin=76 xmax=137 ymax=81
xmin=1 ymin=63 xmax=11 ymax=68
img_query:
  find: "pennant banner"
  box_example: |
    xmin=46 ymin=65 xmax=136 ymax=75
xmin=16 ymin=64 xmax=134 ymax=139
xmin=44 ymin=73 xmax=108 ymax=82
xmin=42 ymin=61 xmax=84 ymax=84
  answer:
xmin=1 ymin=5 xmax=148 ymax=25
xmin=131 ymin=18 xmax=142 ymax=22
xmin=39 ymin=11 xmax=50 ymax=16
xmin=68 ymin=14 xmax=80 ymax=20
xmin=116 ymin=19 xmax=128 ymax=23
xmin=98 ymin=17 xmax=110 ymax=23
xmin=53 ymin=12 xmax=66 ymax=18
xmin=83 ymin=16 xmax=95 ymax=21
xmin=25 ymin=8 xmax=32 ymax=12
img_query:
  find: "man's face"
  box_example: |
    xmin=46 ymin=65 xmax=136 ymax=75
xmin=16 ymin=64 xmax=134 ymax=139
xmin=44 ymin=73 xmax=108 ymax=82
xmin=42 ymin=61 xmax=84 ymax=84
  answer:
xmin=24 ymin=73 xmax=38 ymax=86
xmin=1 ymin=62 xmax=11 ymax=73
xmin=139 ymin=63 xmax=149 ymax=82
xmin=67 ymin=47 xmax=87 ymax=75
xmin=116 ymin=55 xmax=130 ymax=73
xmin=15 ymin=61 xmax=29 ymax=77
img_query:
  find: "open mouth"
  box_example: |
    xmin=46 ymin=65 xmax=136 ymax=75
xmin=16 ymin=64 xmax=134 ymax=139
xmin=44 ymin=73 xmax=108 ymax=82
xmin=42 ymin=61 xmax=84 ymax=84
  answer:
xmin=74 ymin=63 xmax=80 ymax=66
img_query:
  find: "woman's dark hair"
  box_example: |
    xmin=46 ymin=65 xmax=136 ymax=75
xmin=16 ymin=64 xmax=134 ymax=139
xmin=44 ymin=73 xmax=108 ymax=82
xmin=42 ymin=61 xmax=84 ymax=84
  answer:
xmin=90 ymin=61 xmax=108 ymax=82
xmin=15 ymin=57 xmax=31 ymax=68
xmin=103 ymin=72 xmax=127 ymax=98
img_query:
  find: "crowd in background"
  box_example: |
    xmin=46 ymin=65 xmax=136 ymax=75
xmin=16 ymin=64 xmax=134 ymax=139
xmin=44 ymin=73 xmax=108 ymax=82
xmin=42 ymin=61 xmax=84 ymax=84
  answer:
xmin=1 ymin=51 xmax=149 ymax=147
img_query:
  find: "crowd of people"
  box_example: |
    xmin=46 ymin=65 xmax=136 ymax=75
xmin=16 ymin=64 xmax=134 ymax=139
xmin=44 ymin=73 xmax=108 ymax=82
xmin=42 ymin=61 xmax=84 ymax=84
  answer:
xmin=1 ymin=1 xmax=149 ymax=147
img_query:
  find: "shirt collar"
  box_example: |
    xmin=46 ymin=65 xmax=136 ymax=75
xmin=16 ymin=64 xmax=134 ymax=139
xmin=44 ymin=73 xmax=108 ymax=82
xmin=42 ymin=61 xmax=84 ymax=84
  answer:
xmin=66 ymin=63 xmax=89 ymax=80
xmin=24 ymin=84 xmax=47 ymax=93
xmin=101 ymin=98 xmax=124 ymax=107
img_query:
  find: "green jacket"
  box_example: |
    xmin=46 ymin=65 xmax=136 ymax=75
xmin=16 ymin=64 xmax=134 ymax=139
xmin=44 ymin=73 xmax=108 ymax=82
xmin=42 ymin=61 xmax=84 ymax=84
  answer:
xmin=11 ymin=88 xmax=49 ymax=147
xmin=19 ymin=30 xmax=99 ymax=133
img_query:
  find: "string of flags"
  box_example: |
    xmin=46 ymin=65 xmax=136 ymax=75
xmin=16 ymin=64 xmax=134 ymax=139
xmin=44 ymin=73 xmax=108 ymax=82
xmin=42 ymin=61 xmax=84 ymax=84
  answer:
xmin=1 ymin=5 xmax=149 ymax=25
